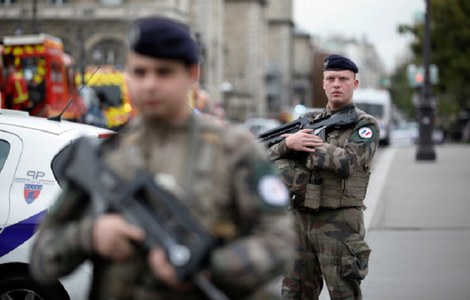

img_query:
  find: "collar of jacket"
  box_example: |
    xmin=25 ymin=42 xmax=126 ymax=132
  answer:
xmin=324 ymin=102 xmax=356 ymax=116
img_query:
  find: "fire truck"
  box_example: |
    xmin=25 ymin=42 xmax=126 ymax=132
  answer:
xmin=0 ymin=33 xmax=85 ymax=120
xmin=76 ymin=66 xmax=138 ymax=129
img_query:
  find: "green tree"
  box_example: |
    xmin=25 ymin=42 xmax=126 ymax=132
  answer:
xmin=397 ymin=0 xmax=470 ymax=135
xmin=389 ymin=64 xmax=415 ymax=119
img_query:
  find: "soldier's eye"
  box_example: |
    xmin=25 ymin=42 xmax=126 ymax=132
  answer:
xmin=157 ymin=68 xmax=173 ymax=76
xmin=132 ymin=68 xmax=146 ymax=77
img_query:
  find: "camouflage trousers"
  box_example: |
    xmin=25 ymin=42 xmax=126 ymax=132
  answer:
xmin=281 ymin=207 xmax=371 ymax=300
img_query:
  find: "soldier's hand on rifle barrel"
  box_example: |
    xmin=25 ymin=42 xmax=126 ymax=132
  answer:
xmin=92 ymin=213 xmax=145 ymax=261
xmin=148 ymin=248 xmax=195 ymax=291
xmin=282 ymin=129 xmax=323 ymax=153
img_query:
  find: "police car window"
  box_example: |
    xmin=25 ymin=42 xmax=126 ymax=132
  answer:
xmin=0 ymin=140 xmax=11 ymax=173
xmin=52 ymin=139 xmax=105 ymax=187
xmin=51 ymin=144 xmax=72 ymax=188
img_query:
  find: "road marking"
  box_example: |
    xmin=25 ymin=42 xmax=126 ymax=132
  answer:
xmin=364 ymin=147 xmax=397 ymax=233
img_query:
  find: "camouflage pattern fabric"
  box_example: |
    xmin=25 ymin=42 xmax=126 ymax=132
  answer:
xmin=30 ymin=115 xmax=295 ymax=300
xmin=304 ymin=105 xmax=380 ymax=177
xmin=274 ymin=158 xmax=311 ymax=209
xmin=281 ymin=208 xmax=370 ymax=300
xmin=267 ymin=103 xmax=379 ymax=300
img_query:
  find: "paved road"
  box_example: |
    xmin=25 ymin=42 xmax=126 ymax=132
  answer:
xmin=361 ymin=144 xmax=470 ymax=299
xmin=271 ymin=144 xmax=470 ymax=299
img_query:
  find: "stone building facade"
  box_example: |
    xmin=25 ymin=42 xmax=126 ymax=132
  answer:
xmin=223 ymin=0 xmax=267 ymax=122
xmin=0 ymin=0 xmax=189 ymax=68
xmin=1 ymin=0 xmax=312 ymax=122
xmin=265 ymin=0 xmax=293 ymax=116
xmin=0 ymin=0 xmax=223 ymax=103
xmin=292 ymin=29 xmax=312 ymax=108
xmin=188 ymin=0 xmax=224 ymax=104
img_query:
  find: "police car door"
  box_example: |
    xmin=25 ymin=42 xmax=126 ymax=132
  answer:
xmin=0 ymin=131 xmax=22 ymax=234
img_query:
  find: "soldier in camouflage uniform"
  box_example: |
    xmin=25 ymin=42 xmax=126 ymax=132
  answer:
xmin=268 ymin=55 xmax=380 ymax=300
xmin=30 ymin=17 xmax=295 ymax=300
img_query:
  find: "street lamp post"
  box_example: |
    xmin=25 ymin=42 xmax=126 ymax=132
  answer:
xmin=416 ymin=0 xmax=436 ymax=160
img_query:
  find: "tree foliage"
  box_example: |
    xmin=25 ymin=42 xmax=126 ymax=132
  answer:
xmin=393 ymin=0 xmax=470 ymax=130
xmin=389 ymin=64 xmax=415 ymax=119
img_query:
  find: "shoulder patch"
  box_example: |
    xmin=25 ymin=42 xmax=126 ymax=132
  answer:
xmin=257 ymin=175 xmax=289 ymax=207
xmin=358 ymin=127 xmax=373 ymax=139
xmin=349 ymin=118 xmax=380 ymax=146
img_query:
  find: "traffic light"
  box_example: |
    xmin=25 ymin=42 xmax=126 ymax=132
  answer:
xmin=415 ymin=73 xmax=424 ymax=83
xmin=406 ymin=64 xmax=439 ymax=88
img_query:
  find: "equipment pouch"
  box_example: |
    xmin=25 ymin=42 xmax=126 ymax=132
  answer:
xmin=341 ymin=240 xmax=371 ymax=280
xmin=304 ymin=181 xmax=322 ymax=210
xmin=274 ymin=158 xmax=310 ymax=208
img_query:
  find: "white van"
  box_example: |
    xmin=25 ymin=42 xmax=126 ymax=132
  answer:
xmin=0 ymin=109 xmax=113 ymax=300
xmin=353 ymin=88 xmax=392 ymax=145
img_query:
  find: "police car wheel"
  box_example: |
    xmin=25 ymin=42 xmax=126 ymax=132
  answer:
xmin=0 ymin=272 xmax=69 ymax=300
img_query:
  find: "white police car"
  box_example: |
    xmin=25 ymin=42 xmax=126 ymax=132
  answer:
xmin=0 ymin=109 xmax=114 ymax=300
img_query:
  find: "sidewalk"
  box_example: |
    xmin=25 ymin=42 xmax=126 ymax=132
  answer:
xmin=272 ymin=144 xmax=470 ymax=299
xmin=361 ymin=144 xmax=470 ymax=299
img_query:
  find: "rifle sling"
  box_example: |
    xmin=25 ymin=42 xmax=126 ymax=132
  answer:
xmin=182 ymin=114 xmax=201 ymax=205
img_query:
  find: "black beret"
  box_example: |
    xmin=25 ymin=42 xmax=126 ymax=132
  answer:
xmin=323 ymin=55 xmax=359 ymax=73
xmin=129 ymin=17 xmax=199 ymax=65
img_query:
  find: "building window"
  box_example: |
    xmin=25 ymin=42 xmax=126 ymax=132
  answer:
xmin=49 ymin=0 xmax=69 ymax=4
xmin=0 ymin=0 xmax=17 ymax=5
xmin=92 ymin=41 xmax=124 ymax=66
xmin=100 ymin=0 xmax=122 ymax=5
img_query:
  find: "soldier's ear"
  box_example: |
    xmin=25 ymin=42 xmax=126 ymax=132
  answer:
xmin=188 ymin=64 xmax=200 ymax=86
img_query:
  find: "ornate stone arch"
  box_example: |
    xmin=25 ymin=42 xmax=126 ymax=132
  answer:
xmin=86 ymin=33 xmax=127 ymax=66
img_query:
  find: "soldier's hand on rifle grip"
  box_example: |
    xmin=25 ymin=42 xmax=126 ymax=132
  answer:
xmin=148 ymin=248 xmax=195 ymax=291
xmin=92 ymin=214 xmax=145 ymax=262
xmin=281 ymin=129 xmax=323 ymax=153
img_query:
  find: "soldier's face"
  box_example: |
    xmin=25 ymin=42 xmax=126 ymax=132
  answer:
xmin=323 ymin=70 xmax=358 ymax=110
xmin=128 ymin=51 xmax=198 ymax=121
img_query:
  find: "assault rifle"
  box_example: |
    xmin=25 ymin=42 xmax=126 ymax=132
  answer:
xmin=258 ymin=105 xmax=358 ymax=148
xmin=62 ymin=137 xmax=229 ymax=300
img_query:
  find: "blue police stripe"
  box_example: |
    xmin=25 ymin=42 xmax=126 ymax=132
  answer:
xmin=0 ymin=209 xmax=48 ymax=258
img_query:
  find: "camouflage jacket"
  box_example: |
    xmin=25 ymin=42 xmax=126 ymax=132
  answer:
xmin=267 ymin=103 xmax=380 ymax=209
xmin=30 ymin=114 xmax=294 ymax=300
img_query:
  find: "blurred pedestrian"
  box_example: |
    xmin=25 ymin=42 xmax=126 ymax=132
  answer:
xmin=1 ymin=64 xmax=30 ymax=110
xmin=268 ymin=55 xmax=380 ymax=300
xmin=30 ymin=16 xmax=294 ymax=300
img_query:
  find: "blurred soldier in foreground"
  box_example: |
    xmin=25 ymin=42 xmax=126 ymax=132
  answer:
xmin=268 ymin=55 xmax=380 ymax=300
xmin=30 ymin=17 xmax=294 ymax=300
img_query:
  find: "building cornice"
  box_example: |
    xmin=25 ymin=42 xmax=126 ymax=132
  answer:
xmin=225 ymin=0 xmax=267 ymax=6
xmin=268 ymin=19 xmax=294 ymax=26
xmin=0 ymin=3 xmax=188 ymax=23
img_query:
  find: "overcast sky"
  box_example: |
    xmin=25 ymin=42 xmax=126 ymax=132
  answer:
xmin=293 ymin=0 xmax=426 ymax=74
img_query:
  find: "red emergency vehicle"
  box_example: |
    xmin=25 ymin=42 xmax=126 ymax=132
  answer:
xmin=0 ymin=34 xmax=85 ymax=120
